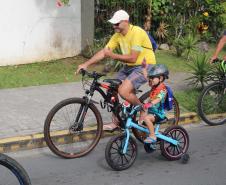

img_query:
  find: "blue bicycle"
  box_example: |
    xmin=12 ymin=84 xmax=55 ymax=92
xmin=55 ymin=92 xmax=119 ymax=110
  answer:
xmin=105 ymin=104 xmax=189 ymax=171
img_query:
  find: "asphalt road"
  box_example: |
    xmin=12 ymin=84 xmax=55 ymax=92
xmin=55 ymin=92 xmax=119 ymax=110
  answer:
xmin=2 ymin=122 xmax=226 ymax=185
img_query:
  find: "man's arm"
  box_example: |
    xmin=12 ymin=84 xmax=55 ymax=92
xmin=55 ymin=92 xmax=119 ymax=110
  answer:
xmin=76 ymin=49 xmax=106 ymax=74
xmin=211 ymin=34 xmax=226 ymax=62
xmin=104 ymin=48 xmax=140 ymax=64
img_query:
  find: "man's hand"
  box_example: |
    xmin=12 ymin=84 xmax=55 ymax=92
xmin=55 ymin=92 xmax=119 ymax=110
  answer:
xmin=75 ymin=63 xmax=88 ymax=75
xmin=210 ymin=55 xmax=218 ymax=63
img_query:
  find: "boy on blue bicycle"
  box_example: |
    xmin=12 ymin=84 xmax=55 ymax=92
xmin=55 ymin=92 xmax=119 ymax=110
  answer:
xmin=142 ymin=64 xmax=169 ymax=144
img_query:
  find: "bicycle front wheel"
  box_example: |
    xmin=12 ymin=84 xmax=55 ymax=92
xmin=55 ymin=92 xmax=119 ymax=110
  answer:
xmin=44 ymin=98 xmax=103 ymax=158
xmin=132 ymin=91 xmax=180 ymax=143
xmin=0 ymin=153 xmax=31 ymax=185
xmin=105 ymin=134 xmax=138 ymax=171
xmin=198 ymin=82 xmax=226 ymax=126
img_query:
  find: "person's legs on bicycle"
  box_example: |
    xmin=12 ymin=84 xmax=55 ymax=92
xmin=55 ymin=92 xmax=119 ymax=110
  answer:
xmin=143 ymin=114 xmax=156 ymax=143
xmin=103 ymin=65 xmax=152 ymax=130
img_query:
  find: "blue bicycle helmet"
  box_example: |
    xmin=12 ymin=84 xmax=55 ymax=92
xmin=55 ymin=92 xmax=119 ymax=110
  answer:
xmin=148 ymin=64 xmax=169 ymax=79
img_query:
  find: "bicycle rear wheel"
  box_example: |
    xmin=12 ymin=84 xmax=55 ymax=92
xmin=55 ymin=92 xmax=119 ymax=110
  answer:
xmin=132 ymin=91 xmax=180 ymax=143
xmin=160 ymin=125 xmax=189 ymax=160
xmin=198 ymin=82 xmax=226 ymax=126
xmin=0 ymin=153 xmax=31 ymax=185
xmin=44 ymin=98 xmax=103 ymax=158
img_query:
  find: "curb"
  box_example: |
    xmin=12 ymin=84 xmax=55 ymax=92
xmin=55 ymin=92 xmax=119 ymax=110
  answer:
xmin=0 ymin=113 xmax=200 ymax=153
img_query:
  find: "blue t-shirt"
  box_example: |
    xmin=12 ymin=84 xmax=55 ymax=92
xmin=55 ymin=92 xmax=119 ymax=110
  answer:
xmin=224 ymin=30 xmax=226 ymax=35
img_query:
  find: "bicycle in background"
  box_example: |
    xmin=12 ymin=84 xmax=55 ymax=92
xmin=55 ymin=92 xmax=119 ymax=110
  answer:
xmin=0 ymin=153 xmax=31 ymax=185
xmin=198 ymin=58 xmax=226 ymax=126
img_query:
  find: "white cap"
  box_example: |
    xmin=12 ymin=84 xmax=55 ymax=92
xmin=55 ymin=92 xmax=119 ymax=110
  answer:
xmin=108 ymin=10 xmax=129 ymax=24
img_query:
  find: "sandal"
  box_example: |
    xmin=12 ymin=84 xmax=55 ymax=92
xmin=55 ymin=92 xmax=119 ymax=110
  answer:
xmin=144 ymin=137 xmax=157 ymax=144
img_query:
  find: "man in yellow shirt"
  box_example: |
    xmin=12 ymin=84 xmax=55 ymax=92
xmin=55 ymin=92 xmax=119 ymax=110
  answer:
xmin=76 ymin=10 xmax=156 ymax=129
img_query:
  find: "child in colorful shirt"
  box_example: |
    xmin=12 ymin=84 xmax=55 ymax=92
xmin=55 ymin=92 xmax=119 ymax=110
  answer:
xmin=142 ymin=64 xmax=169 ymax=144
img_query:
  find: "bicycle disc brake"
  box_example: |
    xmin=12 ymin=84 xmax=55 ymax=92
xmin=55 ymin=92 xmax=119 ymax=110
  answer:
xmin=69 ymin=122 xmax=83 ymax=134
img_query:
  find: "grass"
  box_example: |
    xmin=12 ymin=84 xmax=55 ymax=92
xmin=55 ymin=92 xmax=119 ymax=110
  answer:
xmin=0 ymin=45 xmax=219 ymax=89
xmin=0 ymin=49 xmax=208 ymax=89
xmin=175 ymin=89 xmax=201 ymax=112
xmin=0 ymin=56 xmax=105 ymax=89
xmin=155 ymin=50 xmax=191 ymax=72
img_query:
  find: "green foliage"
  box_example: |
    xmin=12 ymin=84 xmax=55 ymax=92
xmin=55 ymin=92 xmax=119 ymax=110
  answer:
xmin=173 ymin=37 xmax=185 ymax=57
xmin=81 ymin=36 xmax=110 ymax=59
xmin=151 ymin=0 xmax=225 ymax=42
xmin=208 ymin=61 xmax=226 ymax=82
xmin=172 ymin=34 xmax=198 ymax=59
xmin=95 ymin=0 xmax=150 ymax=38
xmin=175 ymin=89 xmax=200 ymax=112
xmin=186 ymin=54 xmax=212 ymax=89
xmin=59 ymin=0 xmax=70 ymax=6
xmin=151 ymin=0 xmax=170 ymax=17
xmin=182 ymin=34 xmax=198 ymax=60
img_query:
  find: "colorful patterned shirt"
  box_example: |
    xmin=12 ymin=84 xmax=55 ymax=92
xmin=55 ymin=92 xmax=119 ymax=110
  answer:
xmin=148 ymin=83 xmax=167 ymax=119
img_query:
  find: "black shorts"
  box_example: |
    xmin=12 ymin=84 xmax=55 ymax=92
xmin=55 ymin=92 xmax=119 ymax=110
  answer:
xmin=153 ymin=114 xmax=166 ymax=124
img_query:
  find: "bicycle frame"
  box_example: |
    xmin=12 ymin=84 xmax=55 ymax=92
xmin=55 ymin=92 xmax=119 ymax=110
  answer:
xmin=122 ymin=106 xmax=179 ymax=154
xmin=76 ymin=70 xmax=123 ymax=129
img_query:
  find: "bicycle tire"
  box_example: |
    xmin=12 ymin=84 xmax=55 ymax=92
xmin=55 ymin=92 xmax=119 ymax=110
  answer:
xmin=44 ymin=97 xmax=103 ymax=158
xmin=160 ymin=125 xmax=189 ymax=160
xmin=105 ymin=134 xmax=137 ymax=171
xmin=132 ymin=91 xmax=180 ymax=143
xmin=0 ymin=153 xmax=31 ymax=185
xmin=197 ymin=82 xmax=226 ymax=126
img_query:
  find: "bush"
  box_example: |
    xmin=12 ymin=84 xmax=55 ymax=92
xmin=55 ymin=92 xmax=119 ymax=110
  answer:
xmin=186 ymin=54 xmax=212 ymax=89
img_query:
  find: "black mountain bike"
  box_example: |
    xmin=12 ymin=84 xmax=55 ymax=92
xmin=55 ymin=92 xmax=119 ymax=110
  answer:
xmin=0 ymin=153 xmax=31 ymax=185
xmin=44 ymin=69 xmax=180 ymax=158
xmin=197 ymin=59 xmax=226 ymax=126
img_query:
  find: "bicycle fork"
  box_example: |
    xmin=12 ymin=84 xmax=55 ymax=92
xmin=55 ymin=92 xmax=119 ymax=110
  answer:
xmin=72 ymin=96 xmax=92 ymax=132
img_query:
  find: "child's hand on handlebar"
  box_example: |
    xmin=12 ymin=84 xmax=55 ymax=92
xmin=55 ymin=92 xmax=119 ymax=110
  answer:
xmin=143 ymin=103 xmax=152 ymax=109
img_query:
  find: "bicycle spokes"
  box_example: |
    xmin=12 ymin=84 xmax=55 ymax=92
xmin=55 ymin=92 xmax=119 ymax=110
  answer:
xmin=160 ymin=126 xmax=189 ymax=160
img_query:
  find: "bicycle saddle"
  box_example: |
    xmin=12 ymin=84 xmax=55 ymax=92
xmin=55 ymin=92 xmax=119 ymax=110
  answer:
xmin=103 ymin=79 xmax=122 ymax=87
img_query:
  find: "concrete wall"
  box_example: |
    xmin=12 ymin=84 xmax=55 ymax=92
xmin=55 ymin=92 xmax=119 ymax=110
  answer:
xmin=0 ymin=0 xmax=94 ymax=66
xmin=81 ymin=0 xmax=94 ymax=49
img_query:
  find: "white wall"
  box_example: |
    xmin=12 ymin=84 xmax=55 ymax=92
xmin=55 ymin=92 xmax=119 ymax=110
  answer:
xmin=0 ymin=0 xmax=81 ymax=66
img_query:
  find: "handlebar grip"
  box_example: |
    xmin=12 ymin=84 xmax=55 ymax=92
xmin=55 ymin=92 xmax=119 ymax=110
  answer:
xmin=79 ymin=68 xmax=86 ymax=76
xmin=212 ymin=58 xmax=221 ymax=63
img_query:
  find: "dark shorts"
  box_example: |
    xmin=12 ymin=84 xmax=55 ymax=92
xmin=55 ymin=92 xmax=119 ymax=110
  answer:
xmin=153 ymin=114 xmax=166 ymax=124
xmin=224 ymin=30 xmax=226 ymax=35
xmin=116 ymin=64 xmax=153 ymax=89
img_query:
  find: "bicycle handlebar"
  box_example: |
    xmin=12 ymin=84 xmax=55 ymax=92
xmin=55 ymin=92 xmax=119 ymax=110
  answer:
xmin=122 ymin=104 xmax=143 ymax=117
xmin=212 ymin=58 xmax=226 ymax=72
xmin=212 ymin=58 xmax=225 ymax=64
xmin=79 ymin=68 xmax=106 ymax=79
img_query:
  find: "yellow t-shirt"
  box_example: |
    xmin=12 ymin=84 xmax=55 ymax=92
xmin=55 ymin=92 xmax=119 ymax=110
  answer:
xmin=106 ymin=24 xmax=156 ymax=66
